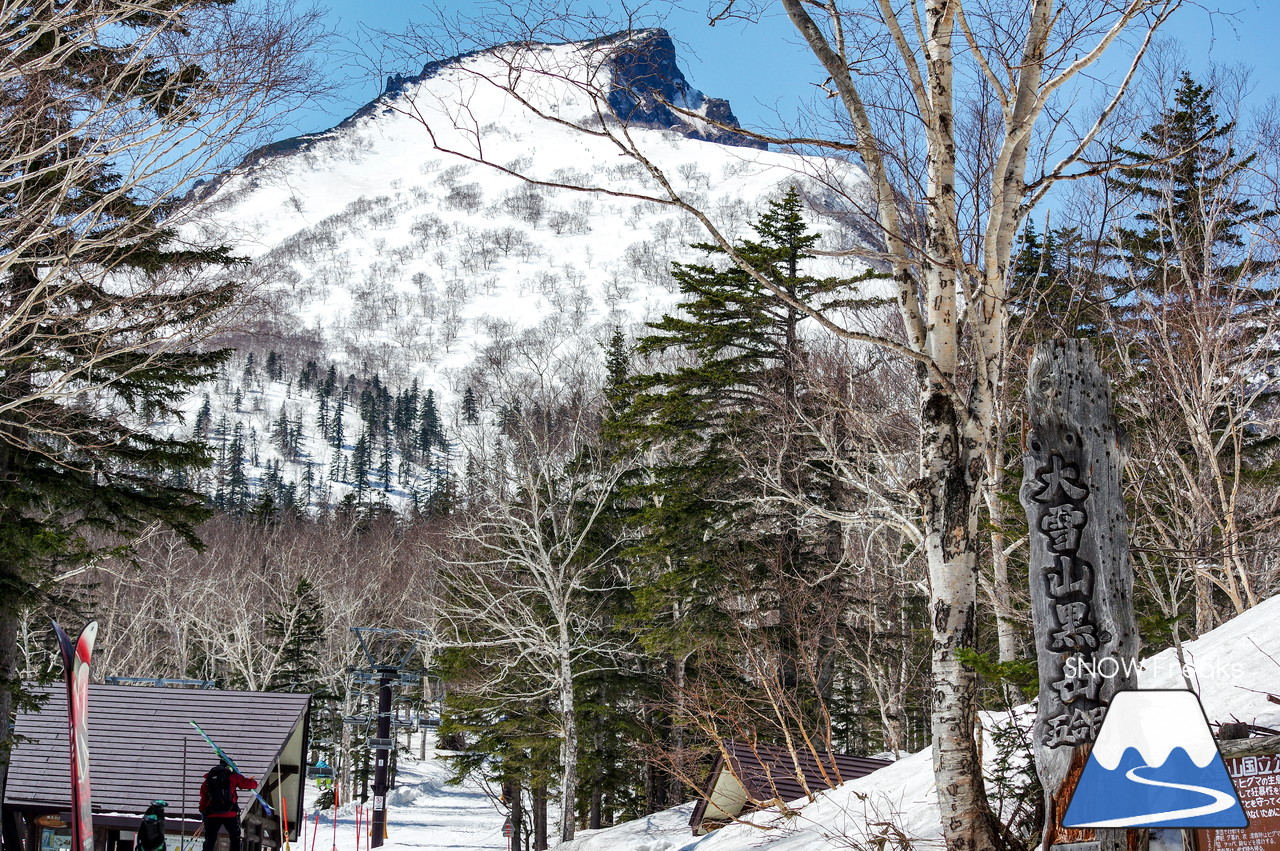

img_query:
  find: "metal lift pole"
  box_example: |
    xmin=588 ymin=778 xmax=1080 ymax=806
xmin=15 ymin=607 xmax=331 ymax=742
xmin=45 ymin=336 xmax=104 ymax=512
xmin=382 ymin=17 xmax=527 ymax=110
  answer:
xmin=370 ymin=667 xmax=394 ymax=847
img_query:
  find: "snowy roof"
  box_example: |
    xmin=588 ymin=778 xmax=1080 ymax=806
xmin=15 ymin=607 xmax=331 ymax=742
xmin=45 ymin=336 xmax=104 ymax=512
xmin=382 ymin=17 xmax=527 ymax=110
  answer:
xmin=4 ymin=684 xmax=310 ymax=820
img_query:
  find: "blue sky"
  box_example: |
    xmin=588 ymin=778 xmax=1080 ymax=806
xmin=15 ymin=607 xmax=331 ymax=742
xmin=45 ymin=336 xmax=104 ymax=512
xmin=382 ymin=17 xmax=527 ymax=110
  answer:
xmin=293 ymin=2 xmax=1280 ymax=139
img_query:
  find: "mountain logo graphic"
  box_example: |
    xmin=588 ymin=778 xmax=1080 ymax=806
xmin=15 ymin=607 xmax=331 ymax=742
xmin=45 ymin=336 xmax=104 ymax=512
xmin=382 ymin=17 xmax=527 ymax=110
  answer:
xmin=1063 ymin=690 xmax=1247 ymax=829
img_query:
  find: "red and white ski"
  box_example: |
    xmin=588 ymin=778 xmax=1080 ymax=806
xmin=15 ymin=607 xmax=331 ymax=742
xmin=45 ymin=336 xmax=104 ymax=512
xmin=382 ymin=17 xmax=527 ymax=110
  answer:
xmin=53 ymin=620 xmax=98 ymax=851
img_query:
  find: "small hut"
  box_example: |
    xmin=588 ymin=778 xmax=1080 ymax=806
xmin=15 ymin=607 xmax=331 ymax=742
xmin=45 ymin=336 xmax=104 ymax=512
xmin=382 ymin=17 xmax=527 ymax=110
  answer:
xmin=689 ymin=740 xmax=891 ymax=835
xmin=3 ymin=685 xmax=310 ymax=851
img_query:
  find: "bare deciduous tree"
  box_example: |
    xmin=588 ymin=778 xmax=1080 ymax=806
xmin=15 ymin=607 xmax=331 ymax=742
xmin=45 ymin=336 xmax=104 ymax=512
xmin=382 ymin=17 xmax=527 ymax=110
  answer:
xmin=437 ymin=342 xmax=631 ymax=843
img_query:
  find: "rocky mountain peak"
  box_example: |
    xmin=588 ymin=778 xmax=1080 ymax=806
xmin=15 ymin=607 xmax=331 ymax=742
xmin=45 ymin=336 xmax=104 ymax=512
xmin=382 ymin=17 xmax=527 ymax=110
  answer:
xmin=590 ymin=28 xmax=764 ymax=149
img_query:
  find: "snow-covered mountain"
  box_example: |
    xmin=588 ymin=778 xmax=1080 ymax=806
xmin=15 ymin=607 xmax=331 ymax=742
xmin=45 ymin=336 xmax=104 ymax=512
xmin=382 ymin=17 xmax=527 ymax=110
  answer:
xmin=175 ymin=28 xmax=875 ymax=512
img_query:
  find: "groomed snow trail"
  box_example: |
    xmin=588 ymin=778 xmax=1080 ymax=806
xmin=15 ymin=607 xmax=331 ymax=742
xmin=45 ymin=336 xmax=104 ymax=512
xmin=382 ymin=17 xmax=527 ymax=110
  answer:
xmin=301 ymin=740 xmax=507 ymax=851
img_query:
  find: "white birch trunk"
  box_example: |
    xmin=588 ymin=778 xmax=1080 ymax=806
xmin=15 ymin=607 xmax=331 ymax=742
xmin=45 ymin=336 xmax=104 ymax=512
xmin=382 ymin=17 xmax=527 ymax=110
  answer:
xmin=558 ymin=643 xmax=578 ymax=843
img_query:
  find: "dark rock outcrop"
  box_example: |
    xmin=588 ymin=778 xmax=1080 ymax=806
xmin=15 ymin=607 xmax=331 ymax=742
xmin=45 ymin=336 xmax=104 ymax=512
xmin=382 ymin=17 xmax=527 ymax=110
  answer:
xmin=592 ymin=28 xmax=763 ymax=149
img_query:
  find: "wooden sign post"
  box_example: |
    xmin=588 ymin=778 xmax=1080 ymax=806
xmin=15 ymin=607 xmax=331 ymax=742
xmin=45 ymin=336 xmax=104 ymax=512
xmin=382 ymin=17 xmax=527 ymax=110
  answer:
xmin=1020 ymin=340 xmax=1139 ymax=851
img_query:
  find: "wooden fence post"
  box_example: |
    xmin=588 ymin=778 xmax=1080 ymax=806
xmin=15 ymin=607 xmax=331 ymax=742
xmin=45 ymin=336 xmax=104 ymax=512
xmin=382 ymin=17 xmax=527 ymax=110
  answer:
xmin=1020 ymin=339 xmax=1140 ymax=851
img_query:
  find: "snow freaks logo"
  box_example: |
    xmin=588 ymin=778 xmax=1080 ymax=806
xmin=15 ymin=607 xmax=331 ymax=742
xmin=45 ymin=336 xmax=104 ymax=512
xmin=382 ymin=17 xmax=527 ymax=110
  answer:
xmin=1063 ymin=655 xmax=1246 ymax=682
xmin=1063 ymin=690 xmax=1248 ymax=829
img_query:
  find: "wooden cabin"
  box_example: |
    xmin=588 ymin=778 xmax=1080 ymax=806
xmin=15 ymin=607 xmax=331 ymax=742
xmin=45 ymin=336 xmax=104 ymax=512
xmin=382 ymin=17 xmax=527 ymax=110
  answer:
xmin=688 ymin=740 xmax=891 ymax=835
xmin=3 ymin=685 xmax=310 ymax=851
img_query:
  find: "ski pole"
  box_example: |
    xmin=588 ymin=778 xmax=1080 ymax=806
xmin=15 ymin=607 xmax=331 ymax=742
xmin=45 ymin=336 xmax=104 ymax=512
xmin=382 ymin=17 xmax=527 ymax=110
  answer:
xmin=309 ymin=811 xmax=318 ymax=851
xmin=188 ymin=721 xmax=274 ymax=816
xmin=182 ymin=738 xmax=189 ymax=851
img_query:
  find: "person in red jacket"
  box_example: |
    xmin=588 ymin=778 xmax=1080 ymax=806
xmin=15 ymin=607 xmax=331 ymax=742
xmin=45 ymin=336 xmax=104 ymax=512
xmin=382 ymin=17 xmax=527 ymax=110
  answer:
xmin=199 ymin=760 xmax=258 ymax=851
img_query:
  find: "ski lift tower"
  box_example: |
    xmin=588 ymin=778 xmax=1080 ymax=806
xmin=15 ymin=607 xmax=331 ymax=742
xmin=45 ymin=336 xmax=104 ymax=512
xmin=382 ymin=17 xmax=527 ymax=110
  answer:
xmin=349 ymin=628 xmax=431 ymax=848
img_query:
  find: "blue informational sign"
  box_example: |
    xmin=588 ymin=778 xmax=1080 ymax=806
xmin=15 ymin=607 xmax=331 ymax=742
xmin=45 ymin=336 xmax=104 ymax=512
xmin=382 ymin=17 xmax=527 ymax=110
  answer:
xmin=1064 ymin=690 xmax=1248 ymax=829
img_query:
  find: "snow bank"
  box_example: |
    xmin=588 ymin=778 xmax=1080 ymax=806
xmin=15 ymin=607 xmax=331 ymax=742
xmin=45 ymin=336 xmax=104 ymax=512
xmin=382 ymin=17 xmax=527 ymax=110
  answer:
xmin=556 ymin=805 xmax=696 ymax=851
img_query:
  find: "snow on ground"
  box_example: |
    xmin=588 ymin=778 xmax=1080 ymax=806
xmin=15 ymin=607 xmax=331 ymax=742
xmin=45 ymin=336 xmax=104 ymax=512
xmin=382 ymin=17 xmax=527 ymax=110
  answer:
xmin=556 ymin=806 xmax=697 ymax=851
xmin=300 ymin=741 xmax=506 ymax=851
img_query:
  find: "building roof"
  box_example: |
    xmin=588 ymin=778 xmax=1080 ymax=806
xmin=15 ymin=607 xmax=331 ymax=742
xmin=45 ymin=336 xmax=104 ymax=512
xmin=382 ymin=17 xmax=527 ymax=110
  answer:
xmin=5 ymin=684 xmax=310 ymax=820
xmin=689 ymin=740 xmax=891 ymax=833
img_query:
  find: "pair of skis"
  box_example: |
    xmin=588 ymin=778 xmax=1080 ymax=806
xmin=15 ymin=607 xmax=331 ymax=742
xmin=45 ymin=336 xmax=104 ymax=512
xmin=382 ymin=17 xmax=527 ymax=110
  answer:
xmin=189 ymin=720 xmax=276 ymax=816
xmin=53 ymin=620 xmax=98 ymax=851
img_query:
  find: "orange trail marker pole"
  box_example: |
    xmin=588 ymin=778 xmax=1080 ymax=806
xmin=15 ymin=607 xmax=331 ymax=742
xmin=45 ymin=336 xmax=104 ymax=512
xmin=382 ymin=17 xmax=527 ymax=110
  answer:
xmin=281 ymin=792 xmax=291 ymax=851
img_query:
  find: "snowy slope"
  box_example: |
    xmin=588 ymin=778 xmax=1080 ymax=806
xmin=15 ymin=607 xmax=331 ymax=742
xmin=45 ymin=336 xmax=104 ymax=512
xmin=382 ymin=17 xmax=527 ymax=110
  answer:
xmin=175 ymin=29 xmax=876 ymax=511
xmin=300 ymin=738 xmax=508 ymax=851
xmin=549 ymin=595 xmax=1280 ymax=851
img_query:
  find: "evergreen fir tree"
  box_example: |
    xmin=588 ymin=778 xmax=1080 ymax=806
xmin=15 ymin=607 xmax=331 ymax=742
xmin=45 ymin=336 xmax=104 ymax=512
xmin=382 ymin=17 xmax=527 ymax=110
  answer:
xmin=420 ymin=390 xmax=443 ymax=454
xmin=1109 ymin=73 xmax=1274 ymax=305
xmin=302 ymin=461 xmax=316 ymax=508
xmin=378 ymin=427 xmax=393 ymax=490
xmin=330 ymin=394 xmax=346 ymax=449
xmin=299 ymin=360 xmax=318 ymax=391
xmin=193 ymin=396 xmax=213 ymax=438
xmin=352 ymin=429 xmax=371 ymax=493
xmin=462 ymin=386 xmax=480 ymax=425
xmin=272 ymin=407 xmax=292 ymax=457
xmin=611 ymin=189 xmax=881 ymax=663
xmin=227 ymin=424 xmax=248 ymax=512
xmin=603 ymin=327 xmax=630 ymax=413
xmin=267 ymin=578 xmax=326 ymax=694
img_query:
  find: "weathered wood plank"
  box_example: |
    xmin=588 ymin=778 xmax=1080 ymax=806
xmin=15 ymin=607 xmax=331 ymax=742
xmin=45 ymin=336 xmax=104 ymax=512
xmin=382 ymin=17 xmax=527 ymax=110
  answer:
xmin=1020 ymin=339 xmax=1139 ymax=851
xmin=1218 ymin=735 xmax=1280 ymax=759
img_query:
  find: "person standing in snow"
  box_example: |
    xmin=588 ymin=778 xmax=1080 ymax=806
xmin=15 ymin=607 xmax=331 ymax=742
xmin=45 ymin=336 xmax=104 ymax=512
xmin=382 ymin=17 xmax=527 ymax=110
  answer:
xmin=136 ymin=800 xmax=167 ymax=851
xmin=200 ymin=760 xmax=257 ymax=851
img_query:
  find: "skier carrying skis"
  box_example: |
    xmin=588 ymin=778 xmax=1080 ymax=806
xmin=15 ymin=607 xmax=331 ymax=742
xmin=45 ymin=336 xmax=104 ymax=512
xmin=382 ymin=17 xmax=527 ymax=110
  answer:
xmin=200 ymin=759 xmax=258 ymax=851
xmin=136 ymin=800 xmax=167 ymax=851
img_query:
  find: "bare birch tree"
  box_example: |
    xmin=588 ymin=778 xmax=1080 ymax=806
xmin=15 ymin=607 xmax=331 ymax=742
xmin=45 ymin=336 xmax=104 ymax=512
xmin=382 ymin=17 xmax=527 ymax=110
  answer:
xmin=437 ymin=350 xmax=631 ymax=843
xmin=385 ymin=1 xmax=1182 ymax=845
